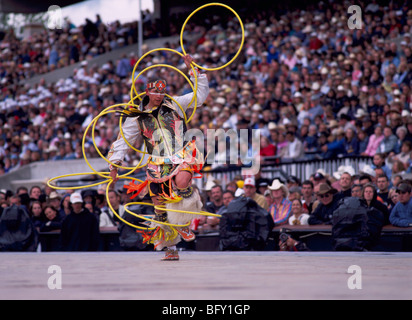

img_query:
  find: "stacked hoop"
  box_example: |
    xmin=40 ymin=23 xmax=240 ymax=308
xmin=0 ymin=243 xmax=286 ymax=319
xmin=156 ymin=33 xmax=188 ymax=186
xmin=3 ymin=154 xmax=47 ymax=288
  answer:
xmin=47 ymin=3 xmax=244 ymax=230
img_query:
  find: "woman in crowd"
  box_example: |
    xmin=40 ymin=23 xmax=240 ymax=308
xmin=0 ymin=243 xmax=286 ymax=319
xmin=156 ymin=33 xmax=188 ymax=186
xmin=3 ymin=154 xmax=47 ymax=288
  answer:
xmin=40 ymin=205 xmax=63 ymax=232
xmin=288 ymin=199 xmax=310 ymax=225
xmin=29 ymin=200 xmax=46 ymax=231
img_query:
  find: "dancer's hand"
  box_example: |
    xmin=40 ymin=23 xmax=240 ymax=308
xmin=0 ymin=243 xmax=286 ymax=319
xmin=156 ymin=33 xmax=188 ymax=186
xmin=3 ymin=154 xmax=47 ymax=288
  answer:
xmin=183 ymin=54 xmax=194 ymax=69
xmin=109 ymin=168 xmax=119 ymax=186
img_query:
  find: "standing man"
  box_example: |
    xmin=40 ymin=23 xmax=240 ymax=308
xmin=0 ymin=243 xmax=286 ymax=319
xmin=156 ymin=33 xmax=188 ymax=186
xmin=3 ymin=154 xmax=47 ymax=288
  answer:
xmin=108 ymin=55 xmax=210 ymax=260
xmin=60 ymin=193 xmax=100 ymax=251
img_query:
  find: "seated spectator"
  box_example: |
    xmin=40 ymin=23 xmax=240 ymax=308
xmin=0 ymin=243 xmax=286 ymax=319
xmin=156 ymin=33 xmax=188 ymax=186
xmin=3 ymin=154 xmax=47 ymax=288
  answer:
xmin=308 ymin=183 xmax=340 ymax=225
xmin=351 ymin=184 xmax=363 ymax=198
xmin=362 ymin=126 xmax=384 ymax=157
xmin=377 ymin=126 xmax=398 ymax=155
xmin=357 ymin=129 xmax=369 ymax=154
xmin=388 ymin=188 xmax=399 ymax=212
xmin=362 ymin=183 xmax=391 ymax=226
xmin=242 ymin=177 xmax=269 ymax=210
xmin=216 ymin=190 xmax=235 ymax=216
xmin=288 ymin=199 xmax=310 ymax=225
xmin=371 ymin=153 xmax=392 ymax=180
xmin=204 ymin=185 xmax=224 ymax=214
xmin=343 ymin=128 xmax=359 ymax=155
xmin=259 ymin=136 xmax=276 ymax=163
xmin=283 ymin=131 xmax=304 ymax=161
xmin=388 ymin=141 xmax=412 ymax=169
xmin=267 ymin=179 xmax=292 ymax=226
xmin=389 ymin=182 xmax=412 ymax=227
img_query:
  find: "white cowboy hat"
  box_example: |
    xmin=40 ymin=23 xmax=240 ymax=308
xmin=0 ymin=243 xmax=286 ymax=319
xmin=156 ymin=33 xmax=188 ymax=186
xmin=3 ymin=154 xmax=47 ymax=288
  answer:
xmin=360 ymin=164 xmax=376 ymax=178
xmin=268 ymin=179 xmax=289 ymax=197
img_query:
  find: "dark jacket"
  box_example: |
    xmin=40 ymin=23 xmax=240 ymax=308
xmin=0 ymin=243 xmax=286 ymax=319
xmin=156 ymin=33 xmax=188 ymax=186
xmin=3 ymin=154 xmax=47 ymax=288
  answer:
xmin=60 ymin=208 xmax=100 ymax=251
xmin=308 ymin=194 xmax=341 ymax=225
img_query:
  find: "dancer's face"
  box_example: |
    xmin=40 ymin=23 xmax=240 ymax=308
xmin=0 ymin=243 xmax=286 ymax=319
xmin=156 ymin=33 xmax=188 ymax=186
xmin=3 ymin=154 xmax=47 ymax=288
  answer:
xmin=147 ymin=89 xmax=165 ymax=107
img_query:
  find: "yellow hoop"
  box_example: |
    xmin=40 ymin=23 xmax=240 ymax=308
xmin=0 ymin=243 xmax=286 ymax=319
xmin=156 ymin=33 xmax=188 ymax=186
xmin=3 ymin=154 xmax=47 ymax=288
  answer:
xmin=180 ymin=2 xmax=245 ymax=71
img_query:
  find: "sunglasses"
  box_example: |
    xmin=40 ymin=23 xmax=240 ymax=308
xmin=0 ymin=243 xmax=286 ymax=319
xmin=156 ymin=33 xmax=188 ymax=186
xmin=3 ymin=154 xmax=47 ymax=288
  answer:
xmin=397 ymin=191 xmax=409 ymax=195
xmin=318 ymin=193 xmax=332 ymax=199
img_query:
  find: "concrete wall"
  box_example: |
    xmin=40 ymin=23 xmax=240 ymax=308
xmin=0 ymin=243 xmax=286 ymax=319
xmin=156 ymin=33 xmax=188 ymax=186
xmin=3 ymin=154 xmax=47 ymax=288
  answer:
xmin=0 ymin=158 xmax=108 ymax=192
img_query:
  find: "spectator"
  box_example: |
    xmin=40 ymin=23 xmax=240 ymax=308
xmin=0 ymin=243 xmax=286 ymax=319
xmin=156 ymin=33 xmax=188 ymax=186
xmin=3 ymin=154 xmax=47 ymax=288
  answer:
xmin=59 ymin=194 xmax=72 ymax=218
xmin=362 ymin=126 xmax=384 ymax=157
xmin=100 ymin=190 xmax=125 ymax=227
xmin=377 ymin=174 xmax=393 ymax=208
xmin=377 ymin=126 xmax=398 ymax=155
xmin=29 ymin=200 xmax=45 ymax=231
xmin=29 ymin=186 xmax=42 ymax=201
xmin=216 ymin=190 xmax=235 ymax=216
xmin=343 ymin=128 xmax=359 ymax=155
xmin=40 ymin=205 xmax=63 ymax=232
xmin=301 ymin=180 xmax=315 ymax=214
xmin=372 ymin=153 xmax=392 ymax=180
xmin=242 ymin=177 xmax=269 ymax=210
xmin=284 ymin=131 xmax=304 ymax=161
xmin=267 ymin=179 xmax=292 ymax=226
xmin=60 ymin=193 xmax=100 ymax=251
xmin=362 ymin=183 xmax=391 ymax=226
xmin=351 ymin=184 xmax=363 ymax=198
xmin=205 ymin=185 xmax=224 ymax=214
xmin=48 ymin=191 xmax=62 ymax=211
xmin=288 ymin=199 xmax=310 ymax=225
xmin=388 ymin=188 xmax=399 ymax=212
xmin=388 ymin=141 xmax=412 ymax=168
xmin=81 ymin=189 xmax=101 ymax=220
xmin=389 ymin=182 xmax=412 ymax=227
xmin=336 ymin=171 xmax=353 ymax=200
xmin=308 ymin=183 xmax=340 ymax=225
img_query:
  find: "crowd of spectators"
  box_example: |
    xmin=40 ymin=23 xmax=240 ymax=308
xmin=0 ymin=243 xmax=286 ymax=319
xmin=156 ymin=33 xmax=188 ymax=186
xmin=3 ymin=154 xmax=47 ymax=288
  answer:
xmin=1 ymin=1 xmax=412 ymax=177
xmin=0 ymin=1 xmax=412 ymax=250
xmin=1 ymin=159 xmax=411 ymax=251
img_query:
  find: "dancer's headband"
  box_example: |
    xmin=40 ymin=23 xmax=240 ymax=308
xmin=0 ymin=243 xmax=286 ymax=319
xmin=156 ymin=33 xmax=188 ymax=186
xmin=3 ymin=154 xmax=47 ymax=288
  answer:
xmin=146 ymin=80 xmax=167 ymax=93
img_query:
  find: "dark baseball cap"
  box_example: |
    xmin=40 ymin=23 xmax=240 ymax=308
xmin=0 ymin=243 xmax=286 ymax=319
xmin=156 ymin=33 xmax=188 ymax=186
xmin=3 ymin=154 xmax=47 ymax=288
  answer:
xmin=396 ymin=183 xmax=411 ymax=193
